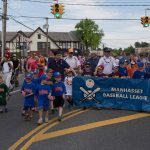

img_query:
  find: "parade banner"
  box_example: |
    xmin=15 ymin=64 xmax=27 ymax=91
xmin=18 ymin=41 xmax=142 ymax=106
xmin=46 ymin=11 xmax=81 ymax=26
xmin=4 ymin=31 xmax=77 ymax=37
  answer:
xmin=72 ymin=76 xmax=150 ymax=112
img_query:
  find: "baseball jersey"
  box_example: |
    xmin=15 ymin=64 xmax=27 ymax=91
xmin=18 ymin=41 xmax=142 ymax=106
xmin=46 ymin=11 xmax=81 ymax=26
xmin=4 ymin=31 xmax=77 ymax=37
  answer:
xmin=21 ymin=81 xmax=35 ymax=107
xmin=133 ymin=70 xmax=145 ymax=79
xmin=119 ymin=67 xmax=128 ymax=77
xmin=51 ymin=81 xmax=66 ymax=96
xmin=36 ymin=84 xmax=51 ymax=107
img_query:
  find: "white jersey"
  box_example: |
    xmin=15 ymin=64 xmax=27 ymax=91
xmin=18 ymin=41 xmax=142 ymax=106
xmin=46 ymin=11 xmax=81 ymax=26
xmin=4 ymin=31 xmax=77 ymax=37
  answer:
xmin=97 ymin=56 xmax=115 ymax=75
xmin=64 ymin=56 xmax=80 ymax=69
xmin=2 ymin=61 xmax=13 ymax=73
xmin=64 ymin=76 xmax=74 ymax=96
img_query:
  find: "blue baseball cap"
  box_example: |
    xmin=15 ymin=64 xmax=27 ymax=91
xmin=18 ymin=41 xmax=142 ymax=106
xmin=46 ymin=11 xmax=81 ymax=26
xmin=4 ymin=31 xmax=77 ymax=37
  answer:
xmin=119 ymin=58 xmax=125 ymax=65
xmin=138 ymin=62 xmax=144 ymax=68
xmin=33 ymin=70 xmax=39 ymax=74
xmin=53 ymin=72 xmax=61 ymax=78
xmin=40 ymin=74 xmax=49 ymax=81
xmin=25 ymin=73 xmax=33 ymax=79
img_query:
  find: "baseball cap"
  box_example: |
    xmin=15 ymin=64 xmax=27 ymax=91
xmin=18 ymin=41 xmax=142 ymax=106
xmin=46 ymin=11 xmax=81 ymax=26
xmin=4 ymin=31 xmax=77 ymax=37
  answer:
xmin=103 ymin=47 xmax=111 ymax=52
xmin=53 ymin=72 xmax=61 ymax=78
xmin=40 ymin=74 xmax=49 ymax=81
xmin=33 ymin=70 xmax=39 ymax=74
xmin=85 ymin=61 xmax=91 ymax=66
xmin=25 ymin=73 xmax=33 ymax=79
xmin=137 ymin=62 xmax=144 ymax=68
xmin=119 ymin=59 xmax=125 ymax=65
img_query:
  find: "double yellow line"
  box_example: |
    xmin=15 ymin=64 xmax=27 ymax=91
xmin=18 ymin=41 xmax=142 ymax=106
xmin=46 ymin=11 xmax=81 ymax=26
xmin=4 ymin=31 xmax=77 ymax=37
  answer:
xmin=8 ymin=108 xmax=89 ymax=150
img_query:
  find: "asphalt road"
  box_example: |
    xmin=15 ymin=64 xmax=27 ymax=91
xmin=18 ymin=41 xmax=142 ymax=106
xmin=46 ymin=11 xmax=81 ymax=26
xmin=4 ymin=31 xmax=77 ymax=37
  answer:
xmin=0 ymin=75 xmax=150 ymax=150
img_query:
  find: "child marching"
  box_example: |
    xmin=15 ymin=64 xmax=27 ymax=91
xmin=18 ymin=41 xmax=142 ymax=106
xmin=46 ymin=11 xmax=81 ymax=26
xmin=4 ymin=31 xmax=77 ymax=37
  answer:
xmin=21 ymin=73 xmax=35 ymax=121
xmin=0 ymin=75 xmax=9 ymax=113
xmin=64 ymin=69 xmax=75 ymax=109
xmin=35 ymin=74 xmax=51 ymax=125
xmin=52 ymin=72 xmax=66 ymax=121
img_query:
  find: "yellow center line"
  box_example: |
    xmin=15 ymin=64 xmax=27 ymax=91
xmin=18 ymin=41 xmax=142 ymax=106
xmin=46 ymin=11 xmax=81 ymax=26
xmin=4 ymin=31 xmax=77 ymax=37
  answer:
xmin=20 ymin=109 xmax=89 ymax=150
xmin=34 ymin=113 xmax=150 ymax=142
xmin=8 ymin=109 xmax=81 ymax=150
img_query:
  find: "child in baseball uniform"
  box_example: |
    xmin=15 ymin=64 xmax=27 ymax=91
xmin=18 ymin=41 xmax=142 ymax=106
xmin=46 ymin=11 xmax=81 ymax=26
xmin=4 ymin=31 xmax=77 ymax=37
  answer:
xmin=0 ymin=75 xmax=9 ymax=113
xmin=36 ymin=74 xmax=51 ymax=125
xmin=51 ymin=72 xmax=66 ymax=121
xmin=21 ymin=73 xmax=35 ymax=121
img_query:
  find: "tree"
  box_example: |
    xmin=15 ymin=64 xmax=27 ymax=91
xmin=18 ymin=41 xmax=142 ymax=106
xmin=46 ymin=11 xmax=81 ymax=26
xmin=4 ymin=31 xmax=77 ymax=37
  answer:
xmin=75 ymin=18 xmax=104 ymax=50
xmin=134 ymin=42 xmax=141 ymax=48
xmin=124 ymin=45 xmax=135 ymax=55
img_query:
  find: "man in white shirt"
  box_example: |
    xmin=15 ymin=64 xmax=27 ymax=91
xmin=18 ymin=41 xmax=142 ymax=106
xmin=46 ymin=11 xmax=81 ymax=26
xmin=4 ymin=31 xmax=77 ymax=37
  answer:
xmin=1 ymin=54 xmax=13 ymax=89
xmin=95 ymin=47 xmax=115 ymax=76
xmin=64 ymin=48 xmax=81 ymax=74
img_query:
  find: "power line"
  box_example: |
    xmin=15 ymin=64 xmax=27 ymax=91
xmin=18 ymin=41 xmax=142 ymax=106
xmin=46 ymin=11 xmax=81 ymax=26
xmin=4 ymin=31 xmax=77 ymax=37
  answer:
xmin=7 ymin=15 xmax=141 ymax=21
xmin=8 ymin=16 xmax=150 ymax=41
xmin=14 ymin=0 xmax=150 ymax=6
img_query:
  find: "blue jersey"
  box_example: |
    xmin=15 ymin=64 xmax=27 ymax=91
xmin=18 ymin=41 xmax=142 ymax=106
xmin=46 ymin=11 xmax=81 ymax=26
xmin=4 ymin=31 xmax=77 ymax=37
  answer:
xmin=51 ymin=81 xmax=66 ymax=96
xmin=36 ymin=84 xmax=51 ymax=107
xmin=32 ymin=77 xmax=40 ymax=89
xmin=119 ymin=67 xmax=128 ymax=77
xmin=133 ymin=70 xmax=145 ymax=79
xmin=21 ymin=81 xmax=35 ymax=107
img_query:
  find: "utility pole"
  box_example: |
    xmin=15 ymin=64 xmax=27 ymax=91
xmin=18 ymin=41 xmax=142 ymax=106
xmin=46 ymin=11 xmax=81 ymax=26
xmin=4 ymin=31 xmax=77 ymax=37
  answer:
xmin=43 ymin=18 xmax=49 ymax=55
xmin=46 ymin=18 xmax=49 ymax=55
xmin=1 ymin=0 xmax=8 ymax=58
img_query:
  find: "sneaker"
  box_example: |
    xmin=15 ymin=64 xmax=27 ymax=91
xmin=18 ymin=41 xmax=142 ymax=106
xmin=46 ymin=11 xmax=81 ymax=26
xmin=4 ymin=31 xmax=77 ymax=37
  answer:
xmin=45 ymin=118 xmax=49 ymax=123
xmin=21 ymin=110 xmax=26 ymax=116
xmin=58 ymin=116 xmax=62 ymax=122
xmin=37 ymin=118 xmax=43 ymax=125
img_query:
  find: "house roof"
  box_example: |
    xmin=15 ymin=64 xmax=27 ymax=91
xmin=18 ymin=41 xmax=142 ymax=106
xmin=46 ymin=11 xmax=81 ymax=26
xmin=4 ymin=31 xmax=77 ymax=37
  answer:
xmin=0 ymin=27 xmax=80 ymax=42
xmin=48 ymin=31 xmax=80 ymax=42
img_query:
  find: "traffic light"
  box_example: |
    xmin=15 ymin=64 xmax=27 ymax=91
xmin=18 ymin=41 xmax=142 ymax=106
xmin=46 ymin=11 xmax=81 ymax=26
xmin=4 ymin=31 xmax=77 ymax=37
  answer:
xmin=51 ymin=4 xmax=55 ymax=15
xmin=141 ymin=16 xmax=145 ymax=25
xmin=54 ymin=3 xmax=61 ymax=18
xmin=51 ymin=3 xmax=65 ymax=19
xmin=59 ymin=4 xmax=65 ymax=15
xmin=144 ymin=16 xmax=149 ymax=27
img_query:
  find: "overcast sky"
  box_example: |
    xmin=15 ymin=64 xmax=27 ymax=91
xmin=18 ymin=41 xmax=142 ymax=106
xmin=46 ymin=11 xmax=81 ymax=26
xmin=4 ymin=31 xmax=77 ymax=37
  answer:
xmin=0 ymin=0 xmax=150 ymax=48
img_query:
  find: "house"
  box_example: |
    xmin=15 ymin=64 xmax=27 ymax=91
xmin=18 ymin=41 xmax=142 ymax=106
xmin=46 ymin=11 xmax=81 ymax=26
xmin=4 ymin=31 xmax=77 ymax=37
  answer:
xmin=0 ymin=27 xmax=85 ymax=57
xmin=135 ymin=47 xmax=150 ymax=54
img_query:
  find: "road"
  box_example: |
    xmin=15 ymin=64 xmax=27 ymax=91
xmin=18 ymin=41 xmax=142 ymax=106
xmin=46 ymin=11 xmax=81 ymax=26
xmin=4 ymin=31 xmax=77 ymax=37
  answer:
xmin=0 ymin=75 xmax=150 ymax=150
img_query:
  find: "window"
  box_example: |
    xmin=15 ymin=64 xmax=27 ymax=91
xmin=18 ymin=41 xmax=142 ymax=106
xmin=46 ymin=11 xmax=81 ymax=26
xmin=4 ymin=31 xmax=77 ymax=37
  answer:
xmin=62 ymin=42 xmax=66 ymax=49
xmin=38 ymin=34 xmax=41 ymax=39
xmin=67 ymin=42 xmax=71 ymax=49
xmin=37 ymin=42 xmax=50 ymax=50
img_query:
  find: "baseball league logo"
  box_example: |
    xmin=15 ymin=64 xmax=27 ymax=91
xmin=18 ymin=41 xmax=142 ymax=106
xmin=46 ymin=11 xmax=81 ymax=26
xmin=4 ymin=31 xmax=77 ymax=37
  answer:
xmin=80 ymin=79 xmax=100 ymax=103
xmin=86 ymin=79 xmax=95 ymax=88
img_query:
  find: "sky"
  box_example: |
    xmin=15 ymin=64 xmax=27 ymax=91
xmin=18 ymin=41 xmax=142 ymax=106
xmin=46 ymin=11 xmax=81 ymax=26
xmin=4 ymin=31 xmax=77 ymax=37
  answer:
xmin=0 ymin=0 xmax=150 ymax=49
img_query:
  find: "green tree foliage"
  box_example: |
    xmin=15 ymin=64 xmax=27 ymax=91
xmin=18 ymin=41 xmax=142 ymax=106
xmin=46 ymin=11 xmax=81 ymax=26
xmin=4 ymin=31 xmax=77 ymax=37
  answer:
xmin=134 ymin=42 xmax=150 ymax=48
xmin=124 ymin=45 xmax=135 ymax=55
xmin=75 ymin=18 xmax=104 ymax=50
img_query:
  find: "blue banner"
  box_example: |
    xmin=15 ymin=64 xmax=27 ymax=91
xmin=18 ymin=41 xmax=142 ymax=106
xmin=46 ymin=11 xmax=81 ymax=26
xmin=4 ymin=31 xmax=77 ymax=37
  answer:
xmin=72 ymin=76 xmax=150 ymax=112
